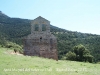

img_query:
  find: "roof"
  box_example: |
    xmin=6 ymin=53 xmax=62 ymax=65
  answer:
xmin=33 ymin=16 xmax=50 ymax=22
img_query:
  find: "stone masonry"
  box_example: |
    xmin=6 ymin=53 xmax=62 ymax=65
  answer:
xmin=23 ymin=16 xmax=58 ymax=60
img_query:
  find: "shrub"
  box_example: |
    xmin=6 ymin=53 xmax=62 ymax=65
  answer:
xmin=73 ymin=44 xmax=94 ymax=63
xmin=83 ymin=55 xmax=94 ymax=63
xmin=66 ymin=51 xmax=76 ymax=61
xmin=5 ymin=41 xmax=23 ymax=54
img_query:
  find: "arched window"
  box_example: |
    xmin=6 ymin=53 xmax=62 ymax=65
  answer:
xmin=42 ymin=24 xmax=46 ymax=31
xmin=34 ymin=24 xmax=39 ymax=31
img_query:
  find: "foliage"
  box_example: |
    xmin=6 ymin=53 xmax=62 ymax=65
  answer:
xmin=73 ymin=44 xmax=93 ymax=63
xmin=83 ymin=55 xmax=94 ymax=63
xmin=5 ymin=41 xmax=23 ymax=53
xmin=0 ymin=36 xmax=23 ymax=54
xmin=66 ymin=51 xmax=76 ymax=61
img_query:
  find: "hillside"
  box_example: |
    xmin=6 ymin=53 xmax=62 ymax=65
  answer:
xmin=0 ymin=11 xmax=100 ymax=62
xmin=0 ymin=48 xmax=100 ymax=75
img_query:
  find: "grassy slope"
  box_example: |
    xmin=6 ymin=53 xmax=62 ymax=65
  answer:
xmin=0 ymin=48 xmax=100 ymax=75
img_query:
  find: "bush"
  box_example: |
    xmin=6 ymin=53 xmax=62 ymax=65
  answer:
xmin=83 ymin=55 xmax=94 ymax=63
xmin=14 ymin=47 xmax=23 ymax=54
xmin=5 ymin=41 xmax=23 ymax=54
xmin=5 ymin=42 xmax=15 ymax=48
xmin=73 ymin=44 xmax=94 ymax=63
xmin=66 ymin=51 xmax=76 ymax=61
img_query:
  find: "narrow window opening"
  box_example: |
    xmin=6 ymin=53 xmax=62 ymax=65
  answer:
xmin=42 ymin=24 xmax=46 ymax=31
xmin=34 ymin=24 xmax=39 ymax=31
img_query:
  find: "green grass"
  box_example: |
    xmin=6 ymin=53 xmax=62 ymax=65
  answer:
xmin=0 ymin=48 xmax=100 ymax=75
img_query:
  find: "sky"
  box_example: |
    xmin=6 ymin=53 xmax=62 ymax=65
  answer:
xmin=0 ymin=0 xmax=100 ymax=35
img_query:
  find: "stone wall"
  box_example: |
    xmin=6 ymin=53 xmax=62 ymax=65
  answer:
xmin=23 ymin=16 xmax=58 ymax=60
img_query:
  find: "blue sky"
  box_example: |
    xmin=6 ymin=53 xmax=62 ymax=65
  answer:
xmin=0 ymin=0 xmax=100 ymax=35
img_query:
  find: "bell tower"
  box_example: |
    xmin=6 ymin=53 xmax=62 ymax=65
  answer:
xmin=31 ymin=16 xmax=50 ymax=34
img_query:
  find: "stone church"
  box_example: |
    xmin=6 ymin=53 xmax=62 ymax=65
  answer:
xmin=23 ymin=16 xmax=58 ymax=60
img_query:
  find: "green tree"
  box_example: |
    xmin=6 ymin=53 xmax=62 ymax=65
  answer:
xmin=66 ymin=51 xmax=76 ymax=61
xmin=73 ymin=44 xmax=93 ymax=62
xmin=83 ymin=49 xmax=94 ymax=63
xmin=73 ymin=44 xmax=85 ymax=61
xmin=83 ymin=55 xmax=93 ymax=63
